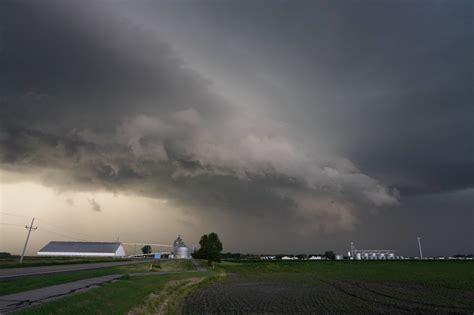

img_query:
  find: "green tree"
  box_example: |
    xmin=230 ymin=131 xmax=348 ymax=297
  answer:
xmin=194 ymin=232 xmax=223 ymax=268
xmin=324 ymin=251 xmax=336 ymax=260
xmin=142 ymin=245 xmax=152 ymax=255
xmin=296 ymin=254 xmax=308 ymax=260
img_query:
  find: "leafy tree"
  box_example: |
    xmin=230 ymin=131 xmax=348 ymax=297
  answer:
xmin=221 ymin=252 xmax=241 ymax=260
xmin=194 ymin=232 xmax=223 ymax=268
xmin=324 ymin=251 xmax=336 ymax=260
xmin=142 ymin=245 xmax=152 ymax=255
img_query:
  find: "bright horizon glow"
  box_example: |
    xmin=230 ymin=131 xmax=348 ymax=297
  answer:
xmin=0 ymin=172 xmax=197 ymax=256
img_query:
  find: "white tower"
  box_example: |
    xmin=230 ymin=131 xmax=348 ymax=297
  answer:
xmin=417 ymin=237 xmax=423 ymax=259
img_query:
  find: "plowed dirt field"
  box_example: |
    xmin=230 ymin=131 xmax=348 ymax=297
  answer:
xmin=183 ymin=274 xmax=474 ymax=314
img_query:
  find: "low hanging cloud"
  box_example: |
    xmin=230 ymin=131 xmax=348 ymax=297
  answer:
xmin=112 ymin=110 xmax=399 ymax=209
xmin=88 ymin=198 xmax=102 ymax=212
xmin=65 ymin=198 xmax=75 ymax=206
xmin=0 ymin=1 xmax=400 ymax=233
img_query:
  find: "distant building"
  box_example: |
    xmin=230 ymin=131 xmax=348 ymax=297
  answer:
xmin=349 ymin=243 xmax=396 ymax=260
xmin=351 ymin=250 xmax=395 ymax=260
xmin=37 ymin=241 xmax=125 ymax=257
xmin=281 ymin=256 xmax=298 ymax=260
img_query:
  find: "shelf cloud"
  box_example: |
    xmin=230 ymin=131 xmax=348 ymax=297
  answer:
xmin=1 ymin=0 xmax=472 ymax=254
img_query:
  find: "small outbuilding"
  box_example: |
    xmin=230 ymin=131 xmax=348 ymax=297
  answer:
xmin=37 ymin=241 xmax=125 ymax=257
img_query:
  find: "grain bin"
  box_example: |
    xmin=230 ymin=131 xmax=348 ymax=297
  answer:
xmin=173 ymin=235 xmax=191 ymax=259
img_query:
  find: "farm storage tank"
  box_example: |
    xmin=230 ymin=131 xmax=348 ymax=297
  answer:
xmin=175 ymin=246 xmax=190 ymax=259
xmin=173 ymin=235 xmax=191 ymax=259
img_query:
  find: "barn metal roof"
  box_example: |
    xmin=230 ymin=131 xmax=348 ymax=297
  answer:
xmin=38 ymin=241 xmax=122 ymax=253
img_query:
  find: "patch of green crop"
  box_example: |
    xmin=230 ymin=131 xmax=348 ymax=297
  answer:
xmin=0 ymin=257 xmax=129 ymax=269
xmin=219 ymin=261 xmax=474 ymax=291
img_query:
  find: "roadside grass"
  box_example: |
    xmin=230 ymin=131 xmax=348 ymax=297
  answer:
xmin=0 ymin=256 xmax=129 ymax=269
xmin=0 ymin=260 xmax=194 ymax=296
xmin=118 ymin=259 xmax=195 ymax=274
xmin=130 ymin=269 xmax=226 ymax=315
xmin=220 ymin=260 xmax=474 ymax=291
xmin=15 ymin=271 xmax=220 ymax=315
xmin=0 ymin=260 xmax=186 ymax=295
xmin=0 ymin=267 xmax=125 ymax=295
xmin=129 ymin=277 xmax=205 ymax=314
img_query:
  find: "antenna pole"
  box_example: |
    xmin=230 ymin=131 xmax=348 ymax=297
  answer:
xmin=20 ymin=217 xmax=38 ymax=263
xmin=417 ymin=236 xmax=423 ymax=259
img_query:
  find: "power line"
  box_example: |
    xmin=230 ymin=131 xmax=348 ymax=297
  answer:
xmin=2 ymin=217 xmax=91 ymax=249
xmin=0 ymin=212 xmax=96 ymax=241
xmin=122 ymin=242 xmax=172 ymax=247
xmin=37 ymin=227 xmax=90 ymax=242
xmin=35 ymin=218 xmax=95 ymax=240
xmin=0 ymin=211 xmax=31 ymax=218
xmin=0 ymin=222 xmax=24 ymax=227
xmin=20 ymin=217 xmax=37 ymax=263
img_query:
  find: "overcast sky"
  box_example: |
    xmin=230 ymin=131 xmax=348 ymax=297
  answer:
xmin=1 ymin=0 xmax=473 ymax=256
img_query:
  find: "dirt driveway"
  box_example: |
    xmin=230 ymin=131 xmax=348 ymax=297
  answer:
xmin=183 ymin=274 xmax=474 ymax=314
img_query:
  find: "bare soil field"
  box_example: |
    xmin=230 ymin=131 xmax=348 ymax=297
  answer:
xmin=183 ymin=274 xmax=474 ymax=314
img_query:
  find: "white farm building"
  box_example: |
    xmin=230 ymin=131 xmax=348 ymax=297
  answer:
xmin=37 ymin=241 xmax=125 ymax=257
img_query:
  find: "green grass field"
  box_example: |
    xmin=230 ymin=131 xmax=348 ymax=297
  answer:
xmin=14 ymin=261 xmax=216 ymax=315
xmin=0 ymin=268 xmax=122 ymax=296
xmin=0 ymin=256 xmax=130 ymax=269
xmin=221 ymin=260 xmax=474 ymax=290
xmin=0 ymin=260 xmax=192 ymax=295
xmin=9 ymin=260 xmax=474 ymax=314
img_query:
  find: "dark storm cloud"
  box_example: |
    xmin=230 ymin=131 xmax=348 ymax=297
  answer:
xmin=0 ymin=0 xmax=472 ymax=254
xmin=0 ymin=1 xmax=228 ymax=132
xmin=0 ymin=0 xmax=399 ymax=234
xmin=142 ymin=0 xmax=473 ymax=196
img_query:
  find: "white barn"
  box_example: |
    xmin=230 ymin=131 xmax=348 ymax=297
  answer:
xmin=37 ymin=241 xmax=125 ymax=257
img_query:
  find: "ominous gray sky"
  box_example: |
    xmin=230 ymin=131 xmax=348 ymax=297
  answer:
xmin=1 ymin=0 xmax=473 ymax=256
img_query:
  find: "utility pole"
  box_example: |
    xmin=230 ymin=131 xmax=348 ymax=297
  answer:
xmin=20 ymin=217 xmax=38 ymax=263
xmin=417 ymin=236 xmax=423 ymax=259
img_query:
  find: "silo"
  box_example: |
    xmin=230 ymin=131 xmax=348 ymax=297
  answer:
xmin=175 ymin=246 xmax=190 ymax=259
xmin=356 ymin=253 xmax=362 ymax=260
xmin=173 ymin=235 xmax=191 ymax=259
